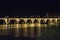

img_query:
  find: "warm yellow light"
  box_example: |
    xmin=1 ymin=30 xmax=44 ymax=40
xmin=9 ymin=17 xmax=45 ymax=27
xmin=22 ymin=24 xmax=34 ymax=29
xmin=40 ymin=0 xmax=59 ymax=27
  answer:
xmin=37 ymin=24 xmax=41 ymax=27
xmin=24 ymin=24 xmax=28 ymax=27
xmin=0 ymin=25 xmax=7 ymax=29
xmin=17 ymin=19 xmax=19 ymax=21
xmin=30 ymin=24 xmax=35 ymax=27
xmin=17 ymin=24 xmax=19 ymax=28
xmin=21 ymin=24 xmax=27 ymax=27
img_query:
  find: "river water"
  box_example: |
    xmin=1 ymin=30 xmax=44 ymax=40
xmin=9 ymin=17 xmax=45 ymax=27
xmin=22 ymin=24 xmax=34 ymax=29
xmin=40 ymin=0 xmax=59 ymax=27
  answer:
xmin=0 ymin=24 xmax=60 ymax=40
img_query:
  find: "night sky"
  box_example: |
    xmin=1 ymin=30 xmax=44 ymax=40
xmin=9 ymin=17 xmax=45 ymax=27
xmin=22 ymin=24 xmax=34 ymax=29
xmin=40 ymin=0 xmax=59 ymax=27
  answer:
xmin=0 ymin=1 xmax=60 ymax=17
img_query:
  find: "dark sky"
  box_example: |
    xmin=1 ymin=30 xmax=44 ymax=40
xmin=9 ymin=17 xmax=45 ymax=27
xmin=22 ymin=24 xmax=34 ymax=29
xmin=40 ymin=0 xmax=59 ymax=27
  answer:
xmin=0 ymin=0 xmax=60 ymax=16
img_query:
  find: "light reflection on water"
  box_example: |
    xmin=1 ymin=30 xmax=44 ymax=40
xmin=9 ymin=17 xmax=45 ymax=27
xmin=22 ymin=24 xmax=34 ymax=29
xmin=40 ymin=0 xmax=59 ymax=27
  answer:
xmin=0 ymin=24 xmax=59 ymax=38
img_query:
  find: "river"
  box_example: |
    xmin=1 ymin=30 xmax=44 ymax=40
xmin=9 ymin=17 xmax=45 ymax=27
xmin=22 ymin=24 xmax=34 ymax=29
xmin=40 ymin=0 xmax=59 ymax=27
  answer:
xmin=0 ymin=24 xmax=60 ymax=40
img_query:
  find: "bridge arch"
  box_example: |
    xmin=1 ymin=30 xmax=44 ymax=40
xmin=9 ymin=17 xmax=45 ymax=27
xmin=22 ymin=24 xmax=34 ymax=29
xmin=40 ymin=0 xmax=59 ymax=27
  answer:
xmin=9 ymin=20 xmax=17 ymax=24
xmin=40 ymin=19 xmax=45 ymax=24
xmin=52 ymin=19 xmax=56 ymax=23
xmin=0 ymin=19 xmax=6 ymax=25
xmin=46 ymin=19 xmax=51 ymax=24
xmin=34 ymin=19 xmax=39 ymax=23
xmin=57 ymin=19 xmax=60 ymax=24
xmin=19 ymin=19 xmax=25 ymax=24
xmin=26 ymin=19 xmax=32 ymax=24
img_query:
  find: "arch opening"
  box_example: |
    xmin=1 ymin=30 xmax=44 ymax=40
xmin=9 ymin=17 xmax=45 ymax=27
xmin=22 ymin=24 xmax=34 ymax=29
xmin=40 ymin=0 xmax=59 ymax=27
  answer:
xmin=46 ymin=19 xmax=50 ymax=24
xmin=40 ymin=19 xmax=45 ymax=24
xmin=19 ymin=19 xmax=25 ymax=24
xmin=26 ymin=19 xmax=32 ymax=24
xmin=9 ymin=20 xmax=17 ymax=24
xmin=57 ymin=19 xmax=60 ymax=24
xmin=0 ymin=19 xmax=6 ymax=25
xmin=52 ymin=19 xmax=56 ymax=23
xmin=34 ymin=19 xmax=39 ymax=23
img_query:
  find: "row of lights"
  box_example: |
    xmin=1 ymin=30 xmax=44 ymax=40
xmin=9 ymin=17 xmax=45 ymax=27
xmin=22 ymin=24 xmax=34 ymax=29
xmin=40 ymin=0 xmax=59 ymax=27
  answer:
xmin=4 ymin=16 xmax=60 ymax=18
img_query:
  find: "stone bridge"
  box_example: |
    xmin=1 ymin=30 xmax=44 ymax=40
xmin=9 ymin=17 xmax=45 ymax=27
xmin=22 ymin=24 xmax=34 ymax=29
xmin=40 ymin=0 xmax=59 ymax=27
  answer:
xmin=0 ymin=18 xmax=60 ymax=37
xmin=0 ymin=18 xmax=60 ymax=24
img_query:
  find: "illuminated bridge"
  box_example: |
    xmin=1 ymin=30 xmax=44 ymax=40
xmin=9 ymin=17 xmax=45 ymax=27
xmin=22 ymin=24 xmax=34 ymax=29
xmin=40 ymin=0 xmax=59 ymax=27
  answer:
xmin=0 ymin=18 xmax=60 ymax=24
xmin=0 ymin=17 xmax=60 ymax=37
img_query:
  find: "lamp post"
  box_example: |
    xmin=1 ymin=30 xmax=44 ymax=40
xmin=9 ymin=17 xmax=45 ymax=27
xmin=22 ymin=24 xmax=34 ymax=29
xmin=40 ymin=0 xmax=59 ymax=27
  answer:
xmin=47 ymin=13 xmax=48 ymax=18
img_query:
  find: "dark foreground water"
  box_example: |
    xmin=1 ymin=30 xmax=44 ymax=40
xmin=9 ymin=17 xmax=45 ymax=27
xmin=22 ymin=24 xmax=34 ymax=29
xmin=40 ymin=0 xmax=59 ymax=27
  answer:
xmin=0 ymin=24 xmax=60 ymax=40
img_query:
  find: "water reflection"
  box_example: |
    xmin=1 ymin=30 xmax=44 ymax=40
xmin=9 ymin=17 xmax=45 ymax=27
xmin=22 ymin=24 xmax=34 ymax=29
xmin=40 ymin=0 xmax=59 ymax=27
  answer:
xmin=38 ymin=25 xmax=60 ymax=40
xmin=0 ymin=24 xmax=60 ymax=39
xmin=0 ymin=25 xmax=7 ymax=35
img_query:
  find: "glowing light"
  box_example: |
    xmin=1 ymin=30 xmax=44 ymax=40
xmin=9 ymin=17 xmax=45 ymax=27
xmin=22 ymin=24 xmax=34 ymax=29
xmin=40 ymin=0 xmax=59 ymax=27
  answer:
xmin=50 ymin=23 xmax=55 ymax=25
xmin=17 ymin=24 xmax=19 ymax=28
xmin=21 ymin=24 xmax=28 ymax=27
xmin=37 ymin=24 xmax=41 ymax=27
xmin=16 ymin=19 xmax=19 ymax=22
xmin=24 ymin=24 xmax=28 ymax=27
xmin=29 ymin=24 xmax=35 ymax=27
xmin=0 ymin=25 xmax=7 ymax=29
